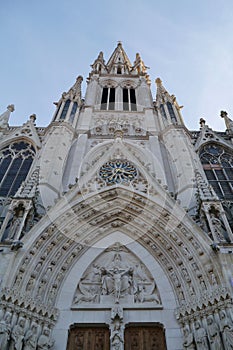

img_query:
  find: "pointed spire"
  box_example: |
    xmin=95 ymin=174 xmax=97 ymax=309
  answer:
xmin=133 ymin=53 xmax=149 ymax=75
xmin=155 ymin=78 xmax=169 ymax=103
xmin=67 ymin=75 xmax=83 ymax=103
xmin=91 ymin=51 xmax=107 ymax=74
xmin=106 ymin=42 xmax=132 ymax=74
xmin=0 ymin=104 xmax=14 ymax=128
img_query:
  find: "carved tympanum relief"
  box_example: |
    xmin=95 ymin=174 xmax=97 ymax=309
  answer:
xmin=72 ymin=242 xmax=161 ymax=306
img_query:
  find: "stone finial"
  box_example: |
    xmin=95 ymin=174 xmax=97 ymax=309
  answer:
xmin=97 ymin=51 xmax=104 ymax=60
xmin=7 ymin=104 xmax=15 ymax=112
xmin=29 ymin=114 xmax=36 ymax=123
xmin=76 ymin=75 xmax=83 ymax=83
xmin=220 ymin=110 xmax=228 ymax=118
xmin=199 ymin=118 xmax=206 ymax=128
xmin=155 ymin=78 xmax=162 ymax=85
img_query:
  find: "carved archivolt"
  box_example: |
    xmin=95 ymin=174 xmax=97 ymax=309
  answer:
xmin=6 ymin=188 xmax=223 ymax=307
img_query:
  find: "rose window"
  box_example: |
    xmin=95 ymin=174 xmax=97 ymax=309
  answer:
xmin=99 ymin=160 xmax=137 ymax=184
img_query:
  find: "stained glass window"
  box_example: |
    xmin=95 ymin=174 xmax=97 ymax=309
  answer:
xmin=60 ymin=99 xmax=71 ymax=120
xmin=200 ymin=144 xmax=233 ymax=199
xmin=167 ymin=102 xmax=177 ymax=123
xmin=99 ymin=160 xmax=137 ymax=184
xmin=0 ymin=142 xmax=35 ymax=197
xmin=160 ymin=104 xmax=167 ymax=119
xmin=70 ymin=102 xmax=78 ymax=123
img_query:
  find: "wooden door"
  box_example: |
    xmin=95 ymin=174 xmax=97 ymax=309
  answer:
xmin=124 ymin=324 xmax=167 ymax=350
xmin=66 ymin=325 xmax=110 ymax=350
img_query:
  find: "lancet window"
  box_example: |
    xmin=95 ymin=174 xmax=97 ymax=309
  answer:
xmin=160 ymin=104 xmax=167 ymax=119
xmin=200 ymin=144 xmax=233 ymax=199
xmin=101 ymin=87 xmax=115 ymax=110
xmin=167 ymin=102 xmax=177 ymax=123
xmin=60 ymin=99 xmax=71 ymax=120
xmin=0 ymin=142 xmax=35 ymax=197
xmin=123 ymin=88 xmax=137 ymax=111
xmin=69 ymin=102 xmax=78 ymax=123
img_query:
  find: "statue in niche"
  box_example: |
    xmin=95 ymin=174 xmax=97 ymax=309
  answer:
xmin=37 ymin=328 xmax=54 ymax=350
xmin=110 ymin=318 xmax=124 ymax=350
xmin=9 ymin=317 xmax=25 ymax=350
xmin=72 ymin=243 xmax=161 ymax=305
xmin=206 ymin=315 xmax=222 ymax=350
xmin=182 ymin=324 xmax=195 ymax=349
xmin=0 ymin=312 xmax=12 ymax=350
xmin=8 ymin=204 xmax=25 ymax=241
xmin=219 ymin=310 xmax=233 ymax=348
xmin=210 ymin=212 xmax=230 ymax=243
xmin=23 ymin=323 xmax=38 ymax=350
xmin=194 ymin=320 xmax=209 ymax=350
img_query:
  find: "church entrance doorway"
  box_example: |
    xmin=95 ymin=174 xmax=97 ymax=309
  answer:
xmin=66 ymin=324 xmax=110 ymax=350
xmin=124 ymin=323 xmax=167 ymax=350
xmin=66 ymin=323 xmax=167 ymax=350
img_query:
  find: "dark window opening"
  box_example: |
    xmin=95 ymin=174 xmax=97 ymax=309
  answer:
xmin=167 ymin=102 xmax=177 ymax=123
xmin=123 ymin=88 xmax=129 ymax=111
xmin=160 ymin=104 xmax=167 ymax=119
xmin=123 ymin=88 xmax=137 ymax=111
xmin=60 ymin=99 xmax=71 ymax=120
xmin=130 ymin=88 xmax=137 ymax=111
xmin=117 ymin=66 xmax=122 ymax=74
xmin=109 ymin=88 xmax=115 ymax=110
xmin=70 ymin=102 xmax=78 ymax=123
xmin=101 ymin=87 xmax=115 ymax=110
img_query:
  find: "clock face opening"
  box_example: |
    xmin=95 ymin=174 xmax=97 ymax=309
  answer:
xmin=99 ymin=160 xmax=137 ymax=184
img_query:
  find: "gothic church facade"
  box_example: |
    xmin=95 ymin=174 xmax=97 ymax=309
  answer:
xmin=0 ymin=43 xmax=233 ymax=349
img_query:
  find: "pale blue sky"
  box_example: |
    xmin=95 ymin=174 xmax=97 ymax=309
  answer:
xmin=1 ymin=0 xmax=233 ymax=130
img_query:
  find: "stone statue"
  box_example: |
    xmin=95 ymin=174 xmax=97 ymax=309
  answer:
xmin=220 ymin=110 xmax=233 ymax=132
xmin=23 ymin=323 xmax=38 ymax=350
xmin=182 ymin=324 xmax=195 ymax=349
xmin=111 ymin=304 xmax=123 ymax=322
xmin=0 ymin=312 xmax=12 ymax=350
xmin=135 ymin=285 xmax=160 ymax=303
xmin=37 ymin=328 xmax=54 ymax=350
xmin=101 ymin=266 xmax=133 ymax=302
xmin=219 ymin=310 xmax=233 ymax=349
xmin=194 ymin=320 xmax=209 ymax=350
xmin=210 ymin=213 xmax=230 ymax=243
xmin=206 ymin=315 xmax=222 ymax=350
xmin=9 ymin=317 xmax=25 ymax=350
xmin=110 ymin=319 xmax=124 ymax=350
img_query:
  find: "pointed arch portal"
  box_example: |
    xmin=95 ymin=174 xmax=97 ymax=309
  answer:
xmin=6 ymin=186 xmax=231 ymax=350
